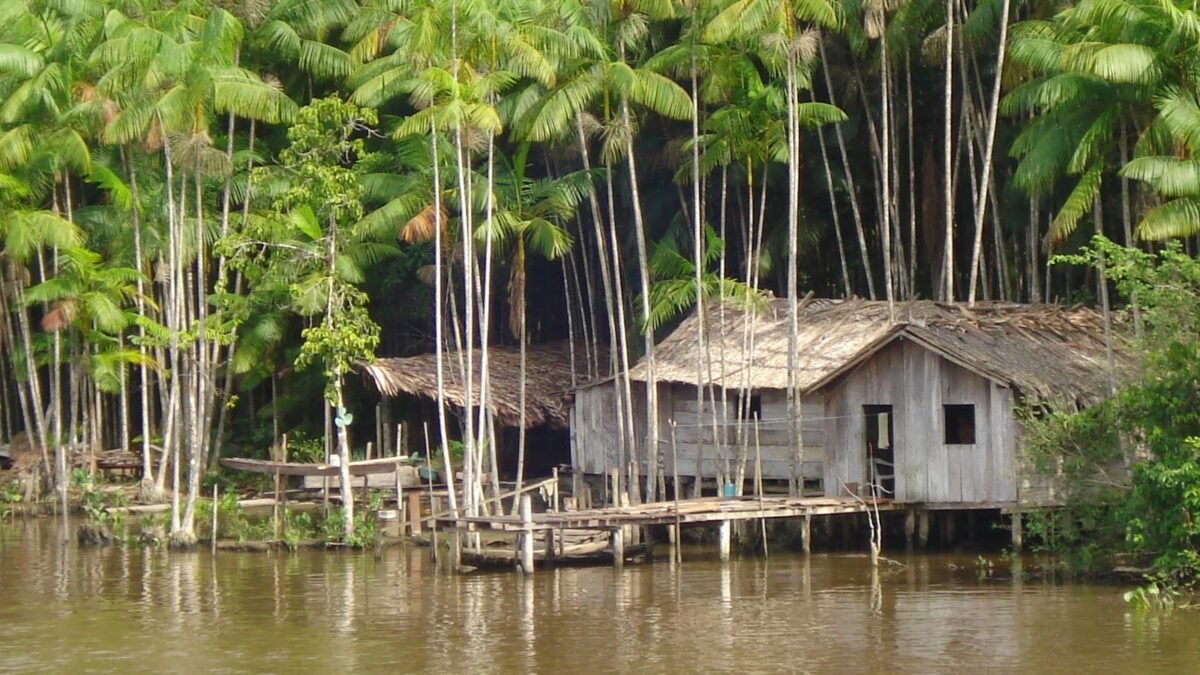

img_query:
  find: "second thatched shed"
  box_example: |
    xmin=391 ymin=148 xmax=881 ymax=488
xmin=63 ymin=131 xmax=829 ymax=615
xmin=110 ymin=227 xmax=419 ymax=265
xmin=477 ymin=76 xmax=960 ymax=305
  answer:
xmin=360 ymin=342 xmax=598 ymax=477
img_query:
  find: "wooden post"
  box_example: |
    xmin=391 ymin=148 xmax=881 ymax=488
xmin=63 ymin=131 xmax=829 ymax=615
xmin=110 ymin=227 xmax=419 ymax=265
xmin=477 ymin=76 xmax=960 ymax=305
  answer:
xmin=394 ymin=427 xmax=404 ymax=523
xmin=918 ymin=510 xmax=931 ymax=548
xmin=395 ymin=464 xmax=404 ymax=532
xmin=449 ymin=528 xmax=462 ymax=569
xmin=755 ymin=419 xmax=768 ymax=557
xmin=904 ymin=509 xmax=916 ymax=550
xmin=273 ymin=436 xmax=285 ymax=540
xmin=801 ymin=515 xmax=812 ymax=554
xmin=670 ymin=420 xmax=682 ymax=564
xmin=943 ymin=511 xmax=957 ymax=546
xmin=611 ymin=526 xmax=625 ymax=568
xmin=375 ymin=403 xmax=382 ymax=459
xmin=429 ymin=495 xmax=441 ymax=563
xmin=280 ymin=435 xmax=288 ymax=532
xmin=374 ymin=517 xmax=383 ymax=559
xmin=544 ymin=526 xmax=556 ymax=567
xmin=408 ymin=491 xmax=422 ymax=536
xmin=211 ymin=483 xmax=218 ymax=554
xmin=1011 ymin=512 xmax=1023 ymax=551
xmin=551 ymin=467 xmax=560 ymax=513
xmin=717 ymin=520 xmax=731 ymax=562
xmin=519 ymin=494 xmax=535 ymax=575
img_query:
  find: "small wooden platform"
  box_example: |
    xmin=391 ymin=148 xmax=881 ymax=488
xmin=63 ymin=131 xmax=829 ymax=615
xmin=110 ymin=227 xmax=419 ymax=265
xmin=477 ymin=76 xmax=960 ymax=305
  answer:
xmin=461 ymin=529 xmax=651 ymax=568
xmin=220 ymin=456 xmax=412 ymax=477
xmin=440 ymin=495 xmax=893 ymax=532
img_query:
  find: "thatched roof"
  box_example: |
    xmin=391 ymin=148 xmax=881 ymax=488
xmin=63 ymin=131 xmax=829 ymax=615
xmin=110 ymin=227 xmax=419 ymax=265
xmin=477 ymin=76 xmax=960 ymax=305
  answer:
xmin=633 ymin=298 xmax=1130 ymax=408
xmin=359 ymin=342 xmax=596 ymax=429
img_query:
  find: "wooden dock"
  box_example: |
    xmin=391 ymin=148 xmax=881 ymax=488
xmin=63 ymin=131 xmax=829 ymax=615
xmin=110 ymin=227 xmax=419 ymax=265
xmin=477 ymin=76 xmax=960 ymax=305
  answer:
xmin=438 ymin=495 xmax=894 ymax=572
xmin=442 ymin=495 xmax=894 ymax=530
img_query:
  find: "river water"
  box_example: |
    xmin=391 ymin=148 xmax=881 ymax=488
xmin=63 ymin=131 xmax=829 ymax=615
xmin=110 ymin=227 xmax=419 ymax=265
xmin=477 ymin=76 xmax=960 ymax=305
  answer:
xmin=1 ymin=518 xmax=1195 ymax=673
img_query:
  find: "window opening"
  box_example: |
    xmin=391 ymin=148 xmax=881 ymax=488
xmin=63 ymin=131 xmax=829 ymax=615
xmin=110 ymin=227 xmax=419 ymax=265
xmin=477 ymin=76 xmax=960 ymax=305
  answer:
xmin=944 ymin=404 xmax=976 ymax=444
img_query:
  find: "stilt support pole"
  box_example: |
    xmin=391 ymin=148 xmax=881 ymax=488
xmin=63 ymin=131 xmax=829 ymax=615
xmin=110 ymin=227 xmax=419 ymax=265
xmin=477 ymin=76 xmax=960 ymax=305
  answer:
xmin=718 ymin=520 xmax=731 ymax=562
xmin=519 ymin=494 xmax=535 ymax=575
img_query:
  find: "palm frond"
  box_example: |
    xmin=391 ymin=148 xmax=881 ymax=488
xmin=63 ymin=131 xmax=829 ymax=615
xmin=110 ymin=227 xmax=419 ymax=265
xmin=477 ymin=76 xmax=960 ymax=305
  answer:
xmin=1135 ymin=197 xmax=1200 ymax=240
xmin=1047 ymin=164 xmax=1102 ymax=246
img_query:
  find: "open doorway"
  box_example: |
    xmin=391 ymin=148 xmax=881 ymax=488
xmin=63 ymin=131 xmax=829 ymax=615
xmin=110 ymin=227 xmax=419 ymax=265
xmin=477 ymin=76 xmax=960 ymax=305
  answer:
xmin=864 ymin=405 xmax=895 ymax=497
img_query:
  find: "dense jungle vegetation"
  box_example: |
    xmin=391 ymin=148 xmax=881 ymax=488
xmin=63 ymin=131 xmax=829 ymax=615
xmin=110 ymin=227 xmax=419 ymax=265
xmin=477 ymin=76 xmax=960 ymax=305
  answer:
xmin=3 ymin=0 xmax=1200 ymax=551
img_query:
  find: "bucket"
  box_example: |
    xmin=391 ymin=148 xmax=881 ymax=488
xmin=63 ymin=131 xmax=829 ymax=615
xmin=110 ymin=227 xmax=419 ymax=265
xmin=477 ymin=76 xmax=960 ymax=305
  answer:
xmin=376 ymin=509 xmax=400 ymax=538
xmin=722 ymin=482 xmax=736 ymax=498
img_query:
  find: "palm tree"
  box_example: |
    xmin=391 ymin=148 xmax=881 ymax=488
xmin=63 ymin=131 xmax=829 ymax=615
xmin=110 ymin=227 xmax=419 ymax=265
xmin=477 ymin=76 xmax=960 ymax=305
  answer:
xmin=477 ymin=146 xmax=582 ymax=500
xmin=706 ymin=0 xmax=839 ymax=496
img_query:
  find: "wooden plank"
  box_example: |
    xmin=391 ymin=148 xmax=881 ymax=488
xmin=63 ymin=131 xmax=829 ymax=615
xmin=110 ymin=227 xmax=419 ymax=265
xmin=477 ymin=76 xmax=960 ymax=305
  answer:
xmin=220 ymin=456 xmax=411 ymax=477
xmin=993 ymin=384 xmax=1018 ymax=502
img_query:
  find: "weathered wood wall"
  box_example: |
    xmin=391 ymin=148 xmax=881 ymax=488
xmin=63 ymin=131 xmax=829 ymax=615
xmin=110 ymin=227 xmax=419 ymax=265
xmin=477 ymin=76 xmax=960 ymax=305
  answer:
xmin=571 ymin=382 xmax=824 ymax=483
xmin=822 ymin=338 xmax=1019 ymax=504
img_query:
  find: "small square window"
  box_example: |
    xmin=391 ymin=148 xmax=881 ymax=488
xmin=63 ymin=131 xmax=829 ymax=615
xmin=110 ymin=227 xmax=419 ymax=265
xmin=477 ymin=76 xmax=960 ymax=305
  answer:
xmin=944 ymin=404 xmax=976 ymax=444
xmin=738 ymin=395 xmax=762 ymax=420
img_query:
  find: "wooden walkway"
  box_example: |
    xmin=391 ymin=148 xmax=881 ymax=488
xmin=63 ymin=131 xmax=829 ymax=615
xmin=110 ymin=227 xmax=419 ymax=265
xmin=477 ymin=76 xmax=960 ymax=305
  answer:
xmin=442 ymin=495 xmax=894 ymax=532
xmin=438 ymin=495 xmax=894 ymax=572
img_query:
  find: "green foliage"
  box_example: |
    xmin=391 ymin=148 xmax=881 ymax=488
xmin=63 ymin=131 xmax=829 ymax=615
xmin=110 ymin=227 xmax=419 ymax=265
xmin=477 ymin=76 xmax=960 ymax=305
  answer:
xmin=320 ymin=505 xmax=377 ymax=548
xmin=69 ymin=469 xmax=128 ymax=532
xmin=1 ymin=482 xmax=21 ymax=505
xmin=286 ymin=430 xmax=326 ymax=464
xmin=282 ymin=509 xmax=318 ymax=549
xmin=215 ymin=491 xmax=272 ymax=543
xmin=1029 ymin=237 xmax=1200 ymax=589
xmin=1124 ymin=581 xmax=1183 ymax=611
xmin=0 ymin=481 xmax=21 ymax=519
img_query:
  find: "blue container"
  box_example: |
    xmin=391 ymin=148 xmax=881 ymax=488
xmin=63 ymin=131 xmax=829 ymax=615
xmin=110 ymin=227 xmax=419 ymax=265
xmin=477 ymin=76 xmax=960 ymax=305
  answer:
xmin=723 ymin=482 xmax=736 ymax=498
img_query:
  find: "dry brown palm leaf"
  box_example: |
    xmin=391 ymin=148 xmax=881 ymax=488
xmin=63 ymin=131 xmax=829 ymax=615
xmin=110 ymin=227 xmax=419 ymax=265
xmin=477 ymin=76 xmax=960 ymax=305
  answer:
xmin=401 ymin=203 xmax=449 ymax=243
xmin=41 ymin=300 xmax=75 ymax=332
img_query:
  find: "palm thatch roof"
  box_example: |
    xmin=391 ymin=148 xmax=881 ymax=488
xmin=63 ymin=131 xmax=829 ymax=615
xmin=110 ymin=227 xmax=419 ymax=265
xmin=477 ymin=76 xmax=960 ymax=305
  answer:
xmin=359 ymin=342 xmax=597 ymax=429
xmin=633 ymin=298 xmax=1129 ymax=408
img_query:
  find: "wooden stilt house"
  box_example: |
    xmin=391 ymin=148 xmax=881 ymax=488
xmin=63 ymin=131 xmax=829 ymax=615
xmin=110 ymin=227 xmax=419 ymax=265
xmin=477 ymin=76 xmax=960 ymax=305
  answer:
xmin=571 ymin=298 xmax=1127 ymax=508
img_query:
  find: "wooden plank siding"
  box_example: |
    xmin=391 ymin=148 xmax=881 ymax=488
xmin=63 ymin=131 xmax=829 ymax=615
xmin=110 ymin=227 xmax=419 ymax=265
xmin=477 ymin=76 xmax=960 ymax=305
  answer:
xmin=820 ymin=338 xmax=1019 ymax=505
xmin=572 ymin=382 xmax=824 ymax=483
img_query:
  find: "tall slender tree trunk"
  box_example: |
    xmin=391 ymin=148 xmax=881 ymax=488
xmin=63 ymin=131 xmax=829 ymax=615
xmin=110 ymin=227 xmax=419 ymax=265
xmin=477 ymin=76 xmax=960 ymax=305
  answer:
xmin=690 ymin=56 xmax=705 ymax=504
xmin=942 ymin=0 xmax=956 ymax=301
xmin=784 ymin=55 xmax=805 ymax=497
xmin=604 ymin=162 xmax=638 ymax=504
xmin=879 ymin=33 xmax=896 ymax=315
xmin=813 ymin=88 xmax=852 ymax=296
xmin=621 ymin=97 xmax=653 ymax=506
xmin=820 ymin=42 xmax=877 ymax=299
xmin=967 ymin=0 xmax=1011 ymax=305
xmin=430 ymin=128 xmax=457 ymax=517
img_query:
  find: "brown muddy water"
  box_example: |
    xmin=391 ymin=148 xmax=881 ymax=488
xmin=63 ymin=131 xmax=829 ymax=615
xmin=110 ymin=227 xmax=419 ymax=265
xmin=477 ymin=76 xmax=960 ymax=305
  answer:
xmin=1 ymin=518 xmax=1195 ymax=674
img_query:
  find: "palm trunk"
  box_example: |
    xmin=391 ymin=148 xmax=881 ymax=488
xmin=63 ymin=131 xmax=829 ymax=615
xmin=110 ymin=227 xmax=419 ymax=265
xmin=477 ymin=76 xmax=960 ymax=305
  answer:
xmin=905 ymin=52 xmax=918 ymax=291
xmin=430 ymin=127 xmax=457 ymax=517
xmin=819 ymin=42 xmax=877 ymax=299
xmin=942 ymin=0 xmax=956 ymax=301
xmin=784 ymin=54 xmax=804 ymax=497
xmin=879 ymin=33 xmax=896 ymax=314
xmin=690 ymin=55 xmax=705 ymax=504
xmin=621 ymin=97 xmax=653 ymax=506
xmin=476 ymin=130 xmax=500 ymax=513
xmin=604 ymin=161 xmax=637 ymax=504
xmin=966 ymin=0 xmax=1011 ymax=305
xmin=576 ymin=117 xmax=632 ymax=504
xmin=452 ymin=121 xmax=478 ymax=518
xmin=813 ymin=92 xmax=851 ymax=296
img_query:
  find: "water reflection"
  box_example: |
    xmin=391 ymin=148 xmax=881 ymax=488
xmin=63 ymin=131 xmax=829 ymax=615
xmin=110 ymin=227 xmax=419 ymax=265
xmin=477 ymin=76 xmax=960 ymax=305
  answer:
xmin=2 ymin=519 xmax=1199 ymax=672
